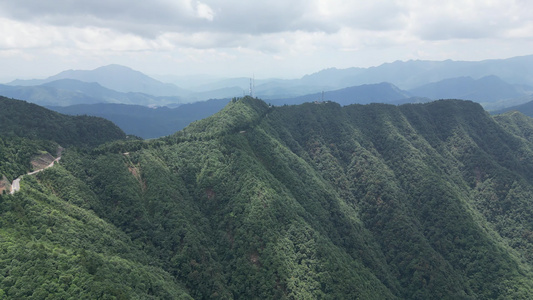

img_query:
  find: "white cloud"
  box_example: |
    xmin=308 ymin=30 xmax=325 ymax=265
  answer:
xmin=196 ymin=2 xmax=215 ymax=21
xmin=0 ymin=0 xmax=532 ymax=80
xmin=405 ymin=0 xmax=533 ymax=40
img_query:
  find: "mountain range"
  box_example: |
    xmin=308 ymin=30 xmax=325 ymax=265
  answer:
xmin=1 ymin=55 xmax=532 ymax=140
xmin=3 ymin=96 xmax=533 ymax=298
xmin=0 ymin=78 xmax=184 ymax=107
xmin=270 ymin=82 xmax=417 ymax=106
xmin=5 ymin=55 xmax=533 ymax=103
xmin=298 ymin=54 xmax=533 ymax=90
xmin=408 ymin=75 xmax=533 ymax=106
xmin=9 ymin=64 xmax=189 ymax=97
xmin=47 ymin=75 xmax=533 ymax=138
xmin=491 ymin=95 xmax=533 ymax=116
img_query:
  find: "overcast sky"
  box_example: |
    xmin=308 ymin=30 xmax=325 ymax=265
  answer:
xmin=1 ymin=0 xmax=532 ymax=82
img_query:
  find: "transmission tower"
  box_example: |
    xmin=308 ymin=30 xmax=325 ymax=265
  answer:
xmin=249 ymin=74 xmax=255 ymax=97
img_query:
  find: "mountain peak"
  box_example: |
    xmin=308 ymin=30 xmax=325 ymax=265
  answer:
xmin=13 ymin=64 xmax=187 ymax=96
xmin=93 ymin=64 xmax=137 ymax=72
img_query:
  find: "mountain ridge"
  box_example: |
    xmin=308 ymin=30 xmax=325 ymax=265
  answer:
xmin=9 ymin=64 xmax=190 ymax=96
xmin=408 ymin=75 xmax=533 ymax=104
xmin=269 ymin=82 xmax=413 ymax=106
xmin=3 ymin=97 xmax=533 ymax=298
xmin=5 ymin=55 xmax=533 ymax=104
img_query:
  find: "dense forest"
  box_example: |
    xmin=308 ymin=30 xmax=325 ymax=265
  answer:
xmin=0 ymin=96 xmax=126 ymax=148
xmin=0 ymin=96 xmax=126 ymax=184
xmin=3 ymin=96 xmax=533 ymax=298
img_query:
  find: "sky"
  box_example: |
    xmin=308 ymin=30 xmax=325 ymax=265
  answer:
xmin=1 ymin=0 xmax=532 ymax=82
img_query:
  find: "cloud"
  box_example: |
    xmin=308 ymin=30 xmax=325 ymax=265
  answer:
xmin=0 ymin=0 xmax=532 ymax=81
xmin=2 ymin=0 xmax=532 ymax=48
xmin=0 ymin=0 xmax=216 ymax=38
xmin=406 ymin=0 xmax=533 ymax=40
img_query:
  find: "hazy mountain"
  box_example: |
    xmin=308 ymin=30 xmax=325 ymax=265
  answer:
xmin=0 ymin=79 xmax=184 ymax=107
xmin=50 ymin=98 xmax=230 ymax=138
xmin=300 ymin=55 xmax=533 ymax=89
xmin=188 ymin=86 xmax=246 ymax=102
xmin=173 ymin=55 xmax=533 ymax=100
xmin=269 ymin=82 xmax=413 ymax=106
xmin=6 ymin=55 xmax=533 ymax=103
xmin=42 ymin=79 xmax=126 ymax=98
xmin=491 ymin=96 xmax=533 ymax=116
xmin=48 ymin=82 xmax=416 ymax=138
xmin=9 ymin=64 xmax=190 ymax=96
xmin=408 ymin=75 xmax=532 ymax=103
xmin=0 ymin=83 xmax=103 ymax=106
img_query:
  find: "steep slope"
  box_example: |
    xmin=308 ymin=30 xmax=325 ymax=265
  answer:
xmin=4 ymin=97 xmax=533 ymax=298
xmin=0 ymin=96 xmax=126 ymax=184
xmin=0 ymin=96 xmax=126 ymax=147
xmin=34 ymin=97 xmax=533 ymax=298
xmin=0 ymin=166 xmax=192 ymax=299
xmin=0 ymin=96 xmax=192 ymax=298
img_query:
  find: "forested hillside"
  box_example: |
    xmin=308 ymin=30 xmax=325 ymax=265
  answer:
xmin=0 ymin=96 xmax=126 ymax=186
xmin=3 ymin=96 xmax=533 ymax=298
xmin=0 ymin=96 xmax=126 ymax=148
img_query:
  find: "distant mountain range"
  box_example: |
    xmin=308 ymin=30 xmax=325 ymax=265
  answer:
xmin=297 ymin=55 xmax=533 ymax=90
xmin=46 ymin=82 xmax=419 ymax=139
xmin=5 ymin=55 xmax=533 ymax=104
xmin=0 ymin=79 xmax=184 ymax=107
xmin=408 ymin=75 xmax=533 ymax=109
xmin=1 ymin=55 xmax=532 ymax=138
xmin=9 ymin=64 xmax=189 ymax=97
xmin=491 ymin=96 xmax=533 ymax=116
xmin=26 ymin=75 xmax=533 ymax=138
xmin=269 ymin=82 xmax=417 ymax=106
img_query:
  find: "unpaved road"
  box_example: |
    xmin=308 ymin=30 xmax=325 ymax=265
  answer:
xmin=10 ymin=157 xmax=61 ymax=194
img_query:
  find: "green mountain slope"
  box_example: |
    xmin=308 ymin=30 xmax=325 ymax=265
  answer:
xmin=0 ymin=96 xmax=126 ymax=148
xmin=0 ymin=96 xmax=126 ymax=185
xmin=0 ymin=169 xmax=192 ymax=299
xmin=3 ymin=96 xmax=533 ymax=298
xmin=0 ymin=97 xmax=192 ymax=298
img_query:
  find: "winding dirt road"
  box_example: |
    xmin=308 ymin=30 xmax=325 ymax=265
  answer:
xmin=10 ymin=157 xmax=61 ymax=194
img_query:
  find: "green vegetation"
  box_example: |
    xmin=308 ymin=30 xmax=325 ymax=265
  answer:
xmin=0 ymin=96 xmax=126 ymax=148
xmin=3 ymin=96 xmax=533 ymax=298
xmin=0 ymin=96 xmax=126 ymax=182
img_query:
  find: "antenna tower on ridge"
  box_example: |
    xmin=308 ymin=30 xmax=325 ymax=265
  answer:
xmin=249 ymin=74 xmax=255 ymax=98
